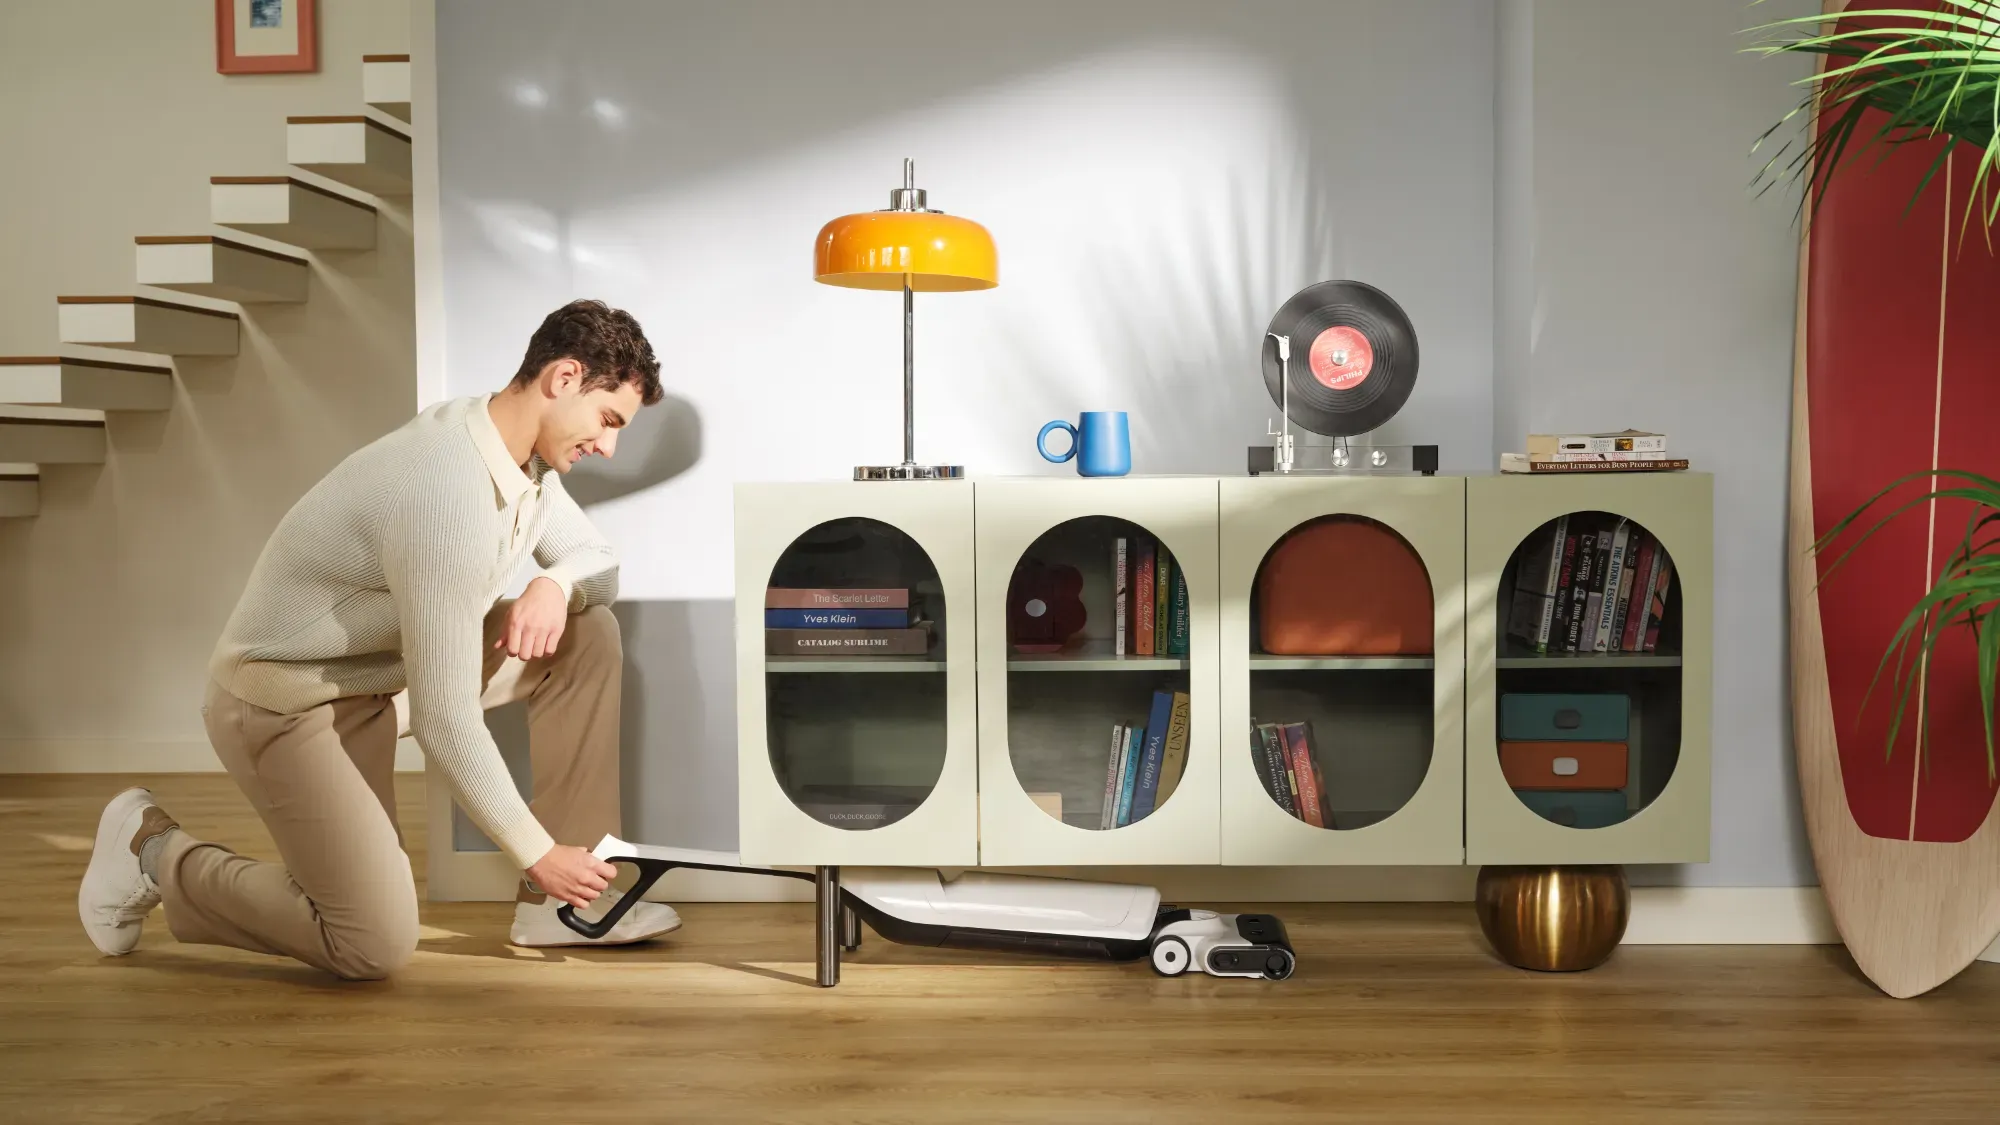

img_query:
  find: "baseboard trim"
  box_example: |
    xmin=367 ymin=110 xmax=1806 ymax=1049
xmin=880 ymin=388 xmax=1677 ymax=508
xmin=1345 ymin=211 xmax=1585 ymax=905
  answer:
xmin=1625 ymin=886 xmax=1836 ymax=944
xmin=1 ymin=738 xmax=426 ymax=772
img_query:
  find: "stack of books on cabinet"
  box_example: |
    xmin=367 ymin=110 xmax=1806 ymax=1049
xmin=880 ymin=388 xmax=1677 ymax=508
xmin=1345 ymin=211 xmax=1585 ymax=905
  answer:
xmin=1500 ymin=429 xmax=1689 ymax=474
xmin=765 ymin=587 xmax=933 ymax=657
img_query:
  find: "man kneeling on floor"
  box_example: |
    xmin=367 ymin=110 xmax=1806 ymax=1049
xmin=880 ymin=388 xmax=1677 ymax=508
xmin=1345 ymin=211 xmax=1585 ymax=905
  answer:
xmin=78 ymin=299 xmax=678 ymax=979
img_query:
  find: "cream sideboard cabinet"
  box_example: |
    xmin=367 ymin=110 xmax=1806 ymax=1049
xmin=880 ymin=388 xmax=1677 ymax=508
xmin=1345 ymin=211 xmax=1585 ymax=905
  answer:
xmin=733 ymin=473 xmax=1712 ymax=870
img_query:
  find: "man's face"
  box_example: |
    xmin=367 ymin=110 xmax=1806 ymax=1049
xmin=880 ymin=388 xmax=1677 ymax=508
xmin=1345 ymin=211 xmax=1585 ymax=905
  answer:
xmin=537 ymin=369 xmax=643 ymax=473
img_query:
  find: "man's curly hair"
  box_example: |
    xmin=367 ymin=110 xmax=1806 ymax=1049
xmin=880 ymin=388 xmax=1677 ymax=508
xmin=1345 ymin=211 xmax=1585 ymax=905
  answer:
xmin=509 ymin=299 xmax=663 ymax=405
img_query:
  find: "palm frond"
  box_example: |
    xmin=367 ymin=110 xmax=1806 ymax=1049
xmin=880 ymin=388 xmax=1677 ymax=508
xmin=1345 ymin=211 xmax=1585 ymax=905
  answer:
xmin=1813 ymin=469 xmax=2000 ymax=777
xmin=1747 ymin=0 xmax=2000 ymax=233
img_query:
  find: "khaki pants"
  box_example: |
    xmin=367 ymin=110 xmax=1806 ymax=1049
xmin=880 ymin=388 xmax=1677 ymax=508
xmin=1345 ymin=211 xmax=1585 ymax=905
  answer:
xmin=159 ymin=604 xmax=622 ymax=980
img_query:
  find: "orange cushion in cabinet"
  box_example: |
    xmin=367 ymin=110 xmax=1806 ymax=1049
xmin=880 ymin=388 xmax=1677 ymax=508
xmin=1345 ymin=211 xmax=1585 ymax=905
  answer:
xmin=1499 ymin=741 xmax=1628 ymax=791
xmin=1256 ymin=518 xmax=1433 ymax=655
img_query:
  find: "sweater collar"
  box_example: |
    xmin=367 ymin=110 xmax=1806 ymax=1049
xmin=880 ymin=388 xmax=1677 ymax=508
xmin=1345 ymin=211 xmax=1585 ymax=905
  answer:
xmin=469 ymin=394 xmax=541 ymax=504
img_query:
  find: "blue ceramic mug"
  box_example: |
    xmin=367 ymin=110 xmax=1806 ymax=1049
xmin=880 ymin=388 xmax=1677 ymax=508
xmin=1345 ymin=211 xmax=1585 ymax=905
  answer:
xmin=1038 ymin=412 xmax=1131 ymax=477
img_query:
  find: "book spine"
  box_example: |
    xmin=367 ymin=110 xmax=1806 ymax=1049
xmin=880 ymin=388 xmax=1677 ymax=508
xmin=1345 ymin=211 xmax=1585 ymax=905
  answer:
xmin=1644 ymin=553 xmax=1676 ymax=652
xmin=1536 ymin=451 xmax=1674 ymax=462
xmin=1546 ymin=523 xmax=1581 ymax=654
xmin=1154 ymin=545 xmax=1171 ymax=658
xmin=1256 ymin=723 xmax=1297 ymax=817
xmin=1156 ymin=691 xmax=1191 ymax=806
xmin=1283 ymin=724 xmax=1324 ymax=828
xmin=766 ymin=628 xmax=929 ymax=655
xmin=1100 ymin=724 xmax=1126 ymax=830
xmin=764 ymin=588 xmax=909 ymax=609
xmin=1108 ymin=724 xmax=1133 ymax=829
xmin=1169 ymin=566 xmax=1190 ymax=656
xmin=1614 ymin=534 xmax=1650 ymax=652
xmin=1535 ymin=514 xmax=1568 ymax=650
xmin=1301 ymin=722 xmax=1333 ymax=826
xmin=1582 ymin=523 xmax=1616 ymax=650
xmin=1592 ymin=521 xmax=1630 ymax=652
xmin=1516 ymin=458 xmax=1690 ymax=473
xmin=1130 ymin=691 xmax=1174 ymax=821
xmin=1135 ymin=539 xmax=1156 ymax=657
xmin=1624 ymin=537 xmax=1661 ymax=652
xmin=1114 ymin=538 xmax=1128 ymax=656
xmin=1531 ymin=433 xmax=1668 ymax=454
xmin=763 ymin=608 xmax=908 ymax=629
xmin=1564 ymin=520 xmax=1599 ymax=651
xmin=1116 ymin=726 xmax=1144 ymax=826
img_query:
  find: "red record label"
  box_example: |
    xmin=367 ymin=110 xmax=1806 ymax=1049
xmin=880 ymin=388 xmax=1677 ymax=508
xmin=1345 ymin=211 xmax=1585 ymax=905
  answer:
xmin=1308 ymin=326 xmax=1374 ymax=390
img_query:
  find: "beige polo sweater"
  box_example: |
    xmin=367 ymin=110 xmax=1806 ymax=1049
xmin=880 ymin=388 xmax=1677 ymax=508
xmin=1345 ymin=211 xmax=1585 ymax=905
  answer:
xmin=209 ymin=395 xmax=618 ymax=868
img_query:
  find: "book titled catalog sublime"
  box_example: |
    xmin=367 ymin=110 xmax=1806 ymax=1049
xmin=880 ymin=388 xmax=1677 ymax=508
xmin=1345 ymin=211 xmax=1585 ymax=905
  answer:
xmin=766 ymin=626 xmax=931 ymax=656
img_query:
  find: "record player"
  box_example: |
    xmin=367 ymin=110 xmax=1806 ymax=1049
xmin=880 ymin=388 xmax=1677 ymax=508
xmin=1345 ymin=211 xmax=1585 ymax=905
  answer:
xmin=1248 ymin=280 xmax=1438 ymax=476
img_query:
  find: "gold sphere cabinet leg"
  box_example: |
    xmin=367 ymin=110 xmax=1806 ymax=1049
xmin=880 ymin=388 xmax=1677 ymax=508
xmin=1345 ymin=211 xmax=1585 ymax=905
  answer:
xmin=1474 ymin=864 xmax=1630 ymax=972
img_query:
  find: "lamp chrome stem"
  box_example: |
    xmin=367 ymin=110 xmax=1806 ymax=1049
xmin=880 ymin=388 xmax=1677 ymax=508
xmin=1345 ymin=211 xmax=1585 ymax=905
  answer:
xmin=903 ymin=282 xmax=915 ymax=466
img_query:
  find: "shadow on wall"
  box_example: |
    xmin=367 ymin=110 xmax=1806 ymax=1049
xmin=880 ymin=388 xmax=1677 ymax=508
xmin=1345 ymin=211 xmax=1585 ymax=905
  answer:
xmin=456 ymin=597 xmax=738 ymax=854
xmin=562 ymin=389 xmax=703 ymax=507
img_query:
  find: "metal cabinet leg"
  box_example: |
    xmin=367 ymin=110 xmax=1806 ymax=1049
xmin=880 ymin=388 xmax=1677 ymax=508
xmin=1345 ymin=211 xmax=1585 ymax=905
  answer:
xmin=815 ymin=865 xmax=841 ymax=987
xmin=840 ymin=901 xmax=862 ymax=952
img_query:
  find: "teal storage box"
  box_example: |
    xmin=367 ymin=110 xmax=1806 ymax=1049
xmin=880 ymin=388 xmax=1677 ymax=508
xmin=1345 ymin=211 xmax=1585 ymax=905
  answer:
xmin=1500 ymin=693 xmax=1628 ymax=741
xmin=1515 ymin=789 xmax=1630 ymax=829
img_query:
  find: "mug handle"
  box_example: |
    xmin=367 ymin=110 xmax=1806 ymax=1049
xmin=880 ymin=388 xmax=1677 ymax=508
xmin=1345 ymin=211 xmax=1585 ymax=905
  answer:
xmin=1037 ymin=420 xmax=1078 ymax=464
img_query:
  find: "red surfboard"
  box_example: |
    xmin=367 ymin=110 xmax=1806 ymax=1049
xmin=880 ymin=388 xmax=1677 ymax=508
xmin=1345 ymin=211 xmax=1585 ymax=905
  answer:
xmin=1791 ymin=1 xmax=2000 ymax=997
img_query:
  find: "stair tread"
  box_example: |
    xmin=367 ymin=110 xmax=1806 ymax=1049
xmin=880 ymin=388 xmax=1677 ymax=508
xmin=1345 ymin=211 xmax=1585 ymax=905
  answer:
xmin=135 ymin=235 xmax=309 ymax=265
xmin=288 ymin=115 xmax=411 ymax=141
xmin=57 ymin=295 xmax=240 ymax=320
xmin=0 ymin=356 xmax=172 ymax=373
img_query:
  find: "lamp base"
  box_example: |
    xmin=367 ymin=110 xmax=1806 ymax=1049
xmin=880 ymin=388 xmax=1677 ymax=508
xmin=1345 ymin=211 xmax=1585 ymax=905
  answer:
xmin=854 ymin=463 xmax=963 ymax=481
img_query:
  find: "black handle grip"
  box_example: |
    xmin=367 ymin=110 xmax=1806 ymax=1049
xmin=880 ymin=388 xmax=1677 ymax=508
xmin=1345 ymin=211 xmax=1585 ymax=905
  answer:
xmin=557 ymin=857 xmax=673 ymax=940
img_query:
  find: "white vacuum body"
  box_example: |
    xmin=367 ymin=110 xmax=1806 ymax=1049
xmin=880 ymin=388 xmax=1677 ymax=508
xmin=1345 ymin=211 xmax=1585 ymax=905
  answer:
xmin=560 ymin=836 xmax=1292 ymax=977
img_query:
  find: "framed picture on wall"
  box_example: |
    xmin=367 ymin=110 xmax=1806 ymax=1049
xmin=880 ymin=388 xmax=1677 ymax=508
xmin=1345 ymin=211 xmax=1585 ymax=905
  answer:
xmin=215 ymin=0 xmax=319 ymax=75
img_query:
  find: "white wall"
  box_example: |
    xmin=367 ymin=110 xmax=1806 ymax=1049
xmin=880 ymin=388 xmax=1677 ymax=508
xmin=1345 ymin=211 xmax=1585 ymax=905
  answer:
xmin=0 ymin=1 xmax=414 ymax=770
xmin=1497 ymin=0 xmax=1816 ymax=886
xmin=435 ymin=0 xmax=1498 ymax=852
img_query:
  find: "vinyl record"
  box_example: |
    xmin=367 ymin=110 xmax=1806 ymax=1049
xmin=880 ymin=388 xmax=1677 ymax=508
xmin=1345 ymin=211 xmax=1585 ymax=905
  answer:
xmin=1261 ymin=280 xmax=1419 ymax=437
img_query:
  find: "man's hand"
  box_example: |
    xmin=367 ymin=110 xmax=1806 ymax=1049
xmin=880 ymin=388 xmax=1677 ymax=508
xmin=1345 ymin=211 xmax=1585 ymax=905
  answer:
xmin=526 ymin=844 xmax=618 ymax=909
xmin=497 ymin=576 xmax=568 ymax=660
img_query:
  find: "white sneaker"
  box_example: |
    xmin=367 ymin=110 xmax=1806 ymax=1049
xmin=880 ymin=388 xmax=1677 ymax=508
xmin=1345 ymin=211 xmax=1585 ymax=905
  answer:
xmin=78 ymin=788 xmax=170 ymax=956
xmin=509 ymin=887 xmax=683 ymax=948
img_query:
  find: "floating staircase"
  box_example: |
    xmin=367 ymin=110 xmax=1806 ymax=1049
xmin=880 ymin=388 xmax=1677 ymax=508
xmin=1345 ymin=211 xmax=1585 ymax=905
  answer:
xmin=0 ymin=356 xmax=172 ymax=411
xmin=136 ymin=235 xmax=309 ymax=303
xmin=1 ymin=52 xmax=403 ymax=518
xmin=287 ymin=115 xmax=412 ymax=196
xmin=211 ymin=176 xmax=377 ymax=249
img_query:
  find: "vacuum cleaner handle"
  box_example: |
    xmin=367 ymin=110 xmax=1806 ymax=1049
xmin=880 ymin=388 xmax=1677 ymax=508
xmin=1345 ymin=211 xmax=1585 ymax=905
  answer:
xmin=556 ymin=836 xmax=818 ymax=939
xmin=557 ymin=857 xmax=675 ymax=940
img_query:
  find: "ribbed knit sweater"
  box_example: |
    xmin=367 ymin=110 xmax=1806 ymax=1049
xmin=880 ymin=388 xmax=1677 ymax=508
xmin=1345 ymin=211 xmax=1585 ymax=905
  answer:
xmin=209 ymin=395 xmax=618 ymax=868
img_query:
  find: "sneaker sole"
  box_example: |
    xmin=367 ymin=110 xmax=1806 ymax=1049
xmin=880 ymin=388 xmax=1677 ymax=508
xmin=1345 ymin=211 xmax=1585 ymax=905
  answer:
xmin=77 ymin=787 xmax=156 ymax=956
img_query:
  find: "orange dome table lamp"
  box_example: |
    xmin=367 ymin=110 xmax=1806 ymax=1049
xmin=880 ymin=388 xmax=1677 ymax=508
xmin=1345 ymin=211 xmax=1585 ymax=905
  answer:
xmin=814 ymin=159 xmax=997 ymax=481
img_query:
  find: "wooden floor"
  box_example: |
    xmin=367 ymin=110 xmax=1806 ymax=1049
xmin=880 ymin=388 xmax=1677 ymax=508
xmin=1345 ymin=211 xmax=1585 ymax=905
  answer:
xmin=3 ymin=775 xmax=1997 ymax=1124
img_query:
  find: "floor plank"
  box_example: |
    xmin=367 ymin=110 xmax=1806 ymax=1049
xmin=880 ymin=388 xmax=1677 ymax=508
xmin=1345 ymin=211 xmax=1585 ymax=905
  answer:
xmin=3 ymin=774 xmax=1996 ymax=1123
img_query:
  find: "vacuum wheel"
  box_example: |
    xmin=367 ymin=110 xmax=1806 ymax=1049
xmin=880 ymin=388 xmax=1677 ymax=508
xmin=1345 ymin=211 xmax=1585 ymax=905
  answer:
xmin=1150 ymin=935 xmax=1191 ymax=976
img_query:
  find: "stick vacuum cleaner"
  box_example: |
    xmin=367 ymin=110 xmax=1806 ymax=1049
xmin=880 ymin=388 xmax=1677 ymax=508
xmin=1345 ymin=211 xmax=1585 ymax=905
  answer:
xmin=557 ymin=835 xmax=1294 ymax=985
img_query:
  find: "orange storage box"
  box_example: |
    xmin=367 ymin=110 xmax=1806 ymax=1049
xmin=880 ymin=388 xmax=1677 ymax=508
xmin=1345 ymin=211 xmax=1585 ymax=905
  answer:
xmin=1499 ymin=741 xmax=1628 ymax=791
xmin=1256 ymin=517 xmax=1433 ymax=655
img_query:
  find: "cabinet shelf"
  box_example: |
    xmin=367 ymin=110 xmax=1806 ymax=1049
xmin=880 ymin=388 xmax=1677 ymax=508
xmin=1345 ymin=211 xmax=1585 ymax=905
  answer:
xmin=1495 ymin=649 xmax=1681 ymax=669
xmin=767 ymin=656 xmax=945 ymax=674
xmin=1008 ymin=640 xmax=1188 ymax=673
xmin=1250 ymin=654 xmax=1434 ymax=671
